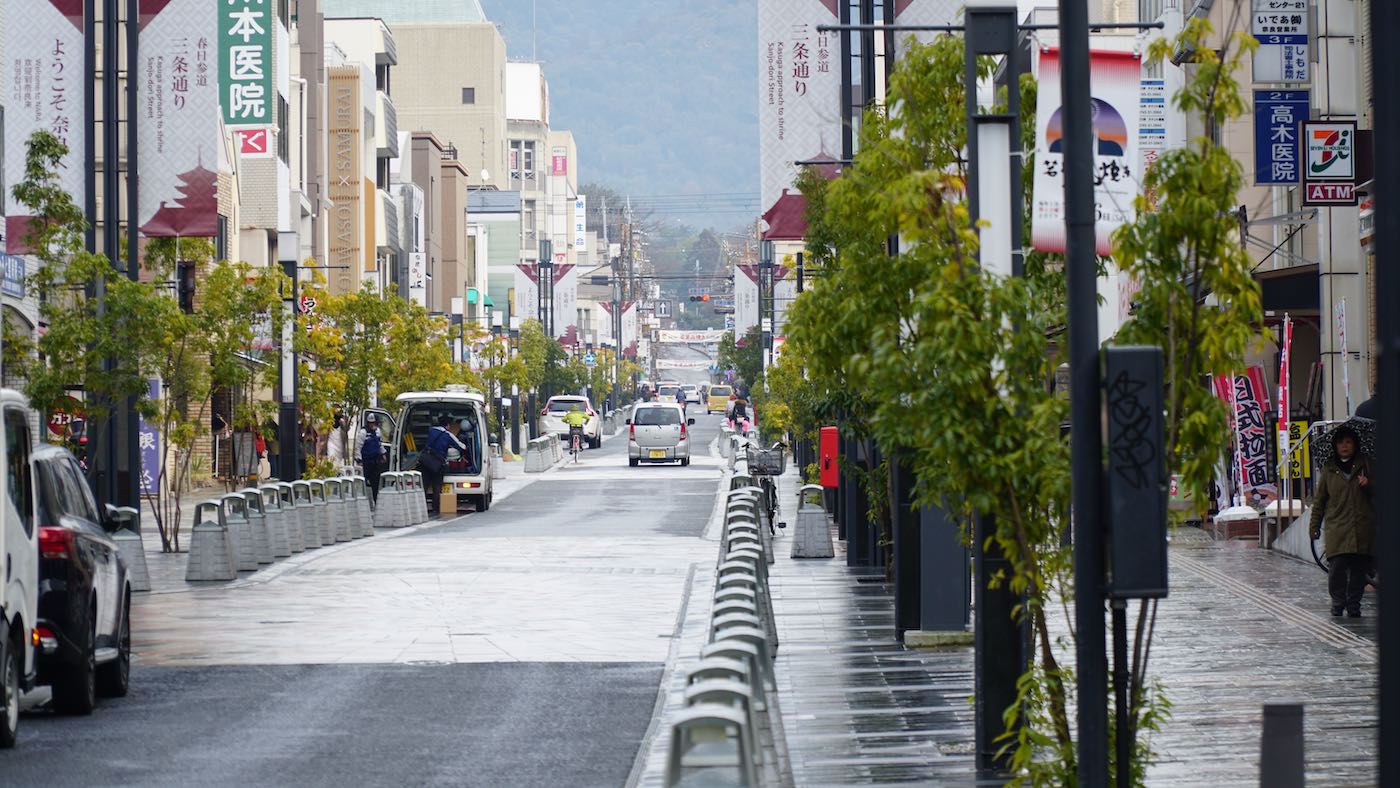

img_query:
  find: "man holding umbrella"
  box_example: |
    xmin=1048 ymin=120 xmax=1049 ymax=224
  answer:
xmin=1309 ymin=423 xmax=1377 ymax=617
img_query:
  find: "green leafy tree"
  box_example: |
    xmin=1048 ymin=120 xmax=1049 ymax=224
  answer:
xmin=717 ymin=325 xmax=763 ymax=391
xmin=5 ymin=131 xmax=169 ymax=484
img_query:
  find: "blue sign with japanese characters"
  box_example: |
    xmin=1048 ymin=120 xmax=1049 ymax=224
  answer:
xmin=1254 ymin=90 xmax=1309 ymax=185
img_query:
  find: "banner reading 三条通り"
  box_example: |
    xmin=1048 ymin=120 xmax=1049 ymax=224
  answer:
xmin=757 ymin=0 xmax=840 ymax=214
xmin=1213 ymin=368 xmax=1278 ymax=506
xmin=1032 ymin=48 xmax=1142 ymax=256
xmin=138 ymin=0 xmax=220 ymax=238
xmin=4 ymin=0 xmax=85 ymax=254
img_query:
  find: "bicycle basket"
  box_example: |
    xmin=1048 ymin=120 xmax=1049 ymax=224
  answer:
xmin=746 ymin=447 xmax=785 ymax=475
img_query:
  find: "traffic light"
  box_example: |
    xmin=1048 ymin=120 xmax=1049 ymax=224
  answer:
xmin=177 ymin=261 xmax=196 ymax=313
xmin=688 ymin=294 xmax=710 ymax=302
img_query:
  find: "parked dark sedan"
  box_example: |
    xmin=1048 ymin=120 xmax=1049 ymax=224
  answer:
xmin=32 ymin=445 xmax=132 ymax=714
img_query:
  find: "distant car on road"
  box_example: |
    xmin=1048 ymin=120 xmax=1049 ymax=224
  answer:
xmin=538 ymin=395 xmax=601 ymax=449
xmin=656 ymin=384 xmax=682 ymax=405
xmin=681 ymin=385 xmax=702 ymax=404
xmin=31 ymin=444 xmax=133 ymax=715
xmin=627 ymin=404 xmax=695 ymax=467
xmin=706 ymin=385 xmax=733 ymax=415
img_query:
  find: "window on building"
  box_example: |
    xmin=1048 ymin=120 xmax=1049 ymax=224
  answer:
xmin=523 ymin=199 xmax=537 ymax=245
xmin=523 ymin=142 xmax=535 ymax=178
xmin=277 ymin=95 xmax=289 ymax=164
xmin=376 ymin=64 xmax=390 ymax=93
xmin=278 ymin=0 xmax=289 ymax=27
xmin=216 ymin=216 xmax=228 ymax=262
xmin=509 ymin=140 xmax=523 ymax=181
xmin=461 ymin=87 xmax=476 ymax=105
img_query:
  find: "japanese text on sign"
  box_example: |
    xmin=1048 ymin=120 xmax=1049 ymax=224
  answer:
xmin=220 ymin=0 xmax=273 ymax=126
xmin=1251 ymin=0 xmax=1310 ymax=83
xmin=1254 ymin=90 xmax=1308 ymax=184
xmin=1214 ymin=368 xmax=1279 ymax=506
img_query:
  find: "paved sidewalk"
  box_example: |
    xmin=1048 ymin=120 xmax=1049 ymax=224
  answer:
xmin=758 ymin=469 xmax=1378 ymax=786
xmin=132 ymin=455 xmax=547 ymax=595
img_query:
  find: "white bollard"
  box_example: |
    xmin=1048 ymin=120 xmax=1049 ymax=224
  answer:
xmin=307 ymin=480 xmax=335 ymax=545
xmin=326 ymin=478 xmax=353 ymax=541
xmin=412 ymin=472 xmax=429 ymax=523
xmin=352 ymin=477 xmax=374 ymax=536
xmin=111 ymin=526 xmax=152 ymax=592
xmin=276 ymin=483 xmax=305 ymax=553
xmin=373 ymin=473 xmax=397 ymax=528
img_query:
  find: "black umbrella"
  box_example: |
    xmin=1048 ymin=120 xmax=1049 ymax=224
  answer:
xmin=1309 ymin=416 xmax=1377 ymax=472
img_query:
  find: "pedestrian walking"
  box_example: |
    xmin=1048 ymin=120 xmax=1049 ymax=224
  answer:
xmin=328 ymin=412 xmax=348 ymax=467
xmin=263 ymin=417 xmax=281 ymax=479
xmin=358 ymin=414 xmax=388 ymax=503
xmin=420 ymin=415 xmax=466 ymax=516
xmin=1308 ymin=425 xmax=1377 ymax=617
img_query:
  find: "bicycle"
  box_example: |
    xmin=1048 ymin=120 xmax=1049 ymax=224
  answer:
xmin=747 ymin=441 xmax=787 ymax=536
xmin=569 ymin=425 xmax=584 ymax=463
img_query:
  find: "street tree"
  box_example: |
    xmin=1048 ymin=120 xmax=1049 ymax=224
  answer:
xmin=780 ymin=27 xmax=1260 ymax=783
xmin=4 ymin=131 xmax=170 ymax=486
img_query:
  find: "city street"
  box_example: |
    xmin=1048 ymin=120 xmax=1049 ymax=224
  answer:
xmin=4 ymin=413 xmax=731 ymax=787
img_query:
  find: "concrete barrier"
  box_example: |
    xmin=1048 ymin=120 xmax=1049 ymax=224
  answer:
xmin=350 ymin=477 xmax=374 ymax=537
xmin=405 ymin=472 xmax=426 ymax=525
xmin=258 ymin=485 xmax=292 ymax=558
xmin=524 ymin=437 xmax=553 ymax=473
xmin=292 ymin=481 xmax=320 ymax=548
xmin=185 ymin=500 xmax=237 ymax=581
xmin=241 ymin=489 xmax=274 ymax=565
xmin=111 ymin=526 xmax=151 ymax=592
xmin=791 ymin=483 xmax=835 ymax=559
xmin=323 ymin=479 xmax=351 ymax=542
xmin=222 ymin=493 xmax=258 ymax=572
xmin=373 ymin=472 xmax=398 ymax=528
xmin=392 ymin=473 xmax=412 ymax=527
xmin=305 ymin=480 xmax=331 ymax=545
xmin=275 ymin=483 xmax=305 ymax=553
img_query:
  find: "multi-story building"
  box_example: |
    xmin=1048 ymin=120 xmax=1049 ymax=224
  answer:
xmin=506 ymin=62 xmax=551 ymax=267
xmin=325 ymin=0 xmax=507 ymax=191
xmin=323 ymin=18 xmax=399 ymax=294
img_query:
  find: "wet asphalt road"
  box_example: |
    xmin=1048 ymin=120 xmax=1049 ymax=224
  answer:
xmin=4 ymin=398 xmax=728 ymax=787
xmin=5 ymin=663 xmax=659 ymax=788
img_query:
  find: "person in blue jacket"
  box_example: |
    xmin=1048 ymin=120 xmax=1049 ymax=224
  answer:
xmin=423 ymin=415 xmax=467 ymax=515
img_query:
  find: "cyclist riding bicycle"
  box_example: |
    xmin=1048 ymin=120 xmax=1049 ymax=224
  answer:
xmin=563 ymin=404 xmax=588 ymax=457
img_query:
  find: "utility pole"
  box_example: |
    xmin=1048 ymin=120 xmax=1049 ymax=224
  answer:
xmin=1059 ymin=0 xmax=1109 ymax=784
xmin=1372 ymin=4 xmax=1399 ymax=786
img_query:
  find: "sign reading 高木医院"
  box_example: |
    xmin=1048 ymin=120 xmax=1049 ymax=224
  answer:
xmin=1302 ymin=120 xmax=1357 ymax=206
xmin=1253 ymin=90 xmax=1308 ymax=185
xmin=220 ymin=0 xmax=274 ymax=128
xmin=1032 ymin=47 xmax=1142 ymax=256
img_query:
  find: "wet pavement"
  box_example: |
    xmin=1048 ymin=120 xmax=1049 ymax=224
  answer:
xmin=9 ymin=410 xmax=734 ymax=787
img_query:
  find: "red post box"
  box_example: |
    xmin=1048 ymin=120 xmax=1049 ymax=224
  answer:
xmin=819 ymin=426 xmax=840 ymax=488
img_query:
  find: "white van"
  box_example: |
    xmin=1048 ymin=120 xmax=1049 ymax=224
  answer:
xmin=1 ymin=389 xmax=40 ymax=747
xmin=364 ymin=386 xmax=495 ymax=512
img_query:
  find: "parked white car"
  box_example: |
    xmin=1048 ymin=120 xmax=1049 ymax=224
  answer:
xmin=627 ymin=403 xmax=695 ymax=467
xmin=537 ymin=395 xmax=602 ymax=449
xmin=1 ymin=388 xmax=40 ymax=747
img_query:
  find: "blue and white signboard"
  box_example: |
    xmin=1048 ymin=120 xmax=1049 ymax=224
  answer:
xmin=583 ymin=352 xmax=596 ymax=367
xmin=1254 ymin=90 xmax=1309 ymax=184
xmin=1 ymin=254 xmax=25 ymax=298
xmin=1252 ymin=0 xmax=1309 ymax=83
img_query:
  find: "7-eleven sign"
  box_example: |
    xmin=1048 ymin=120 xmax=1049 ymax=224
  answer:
xmin=235 ymin=128 xmax=273 ymax=159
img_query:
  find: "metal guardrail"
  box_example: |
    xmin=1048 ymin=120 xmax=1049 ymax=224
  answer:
xmin=664 ymin=475 xmax=782 ymax=787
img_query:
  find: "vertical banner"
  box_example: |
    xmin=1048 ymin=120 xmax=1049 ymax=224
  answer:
xmin=573 ymin=195 xmax=587 ymax=254
xmin=138 ymin=380 xmax=161 ymax=497
xmin=552 ymin=262 xmax=577 ymax=341
xmin=513 ymin=263 xmax=540 ymax=323
xmin=326 ymin=67 xmax=363 ymax=283
xmin=1336 ymin=298 xmax=1352 ymax=415
xmin=551 ymin=147 xmax=568 ymax=176
xmin=621 ymin=301 xmax=638 ymax=357
xmin=1032 ymin=48 xmax=1142 ymax=256
xmin=407 ymin=252 xmax=427 ymax=307
xmin=734 ymin=264 xmax=761 ymax=336
xmin=1213 ymin=368 xmax=1278 ymax=506
xmin=220 ymin=0 xmax=274 ymax=128
xmin=138 ymin=0 xmax=220 ymax=238
xmin=757 ymin=0 xmax=841 ymax=214
xmin=3 ymin=0 xmax=86 ymax=253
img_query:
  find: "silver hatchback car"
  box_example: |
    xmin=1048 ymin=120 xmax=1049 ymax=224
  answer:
xmin=627 ymin=404 xmax=695 ymax=467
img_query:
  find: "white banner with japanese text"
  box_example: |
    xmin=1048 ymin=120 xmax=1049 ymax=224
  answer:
xmin=1032 ymin=47 xmax=1142 ymax=256
xmin=1213 ymin=367 xmax=1278 ymax=507
xmin=757 ymin=0 xmax=840 ymax=214
xmin=3 ymin=0 xmax=85 ymax=254
xmin=138 ymin=0 xmax=220 ymax=238
xmin=657 ymin=329 xmax=728 ymax=344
